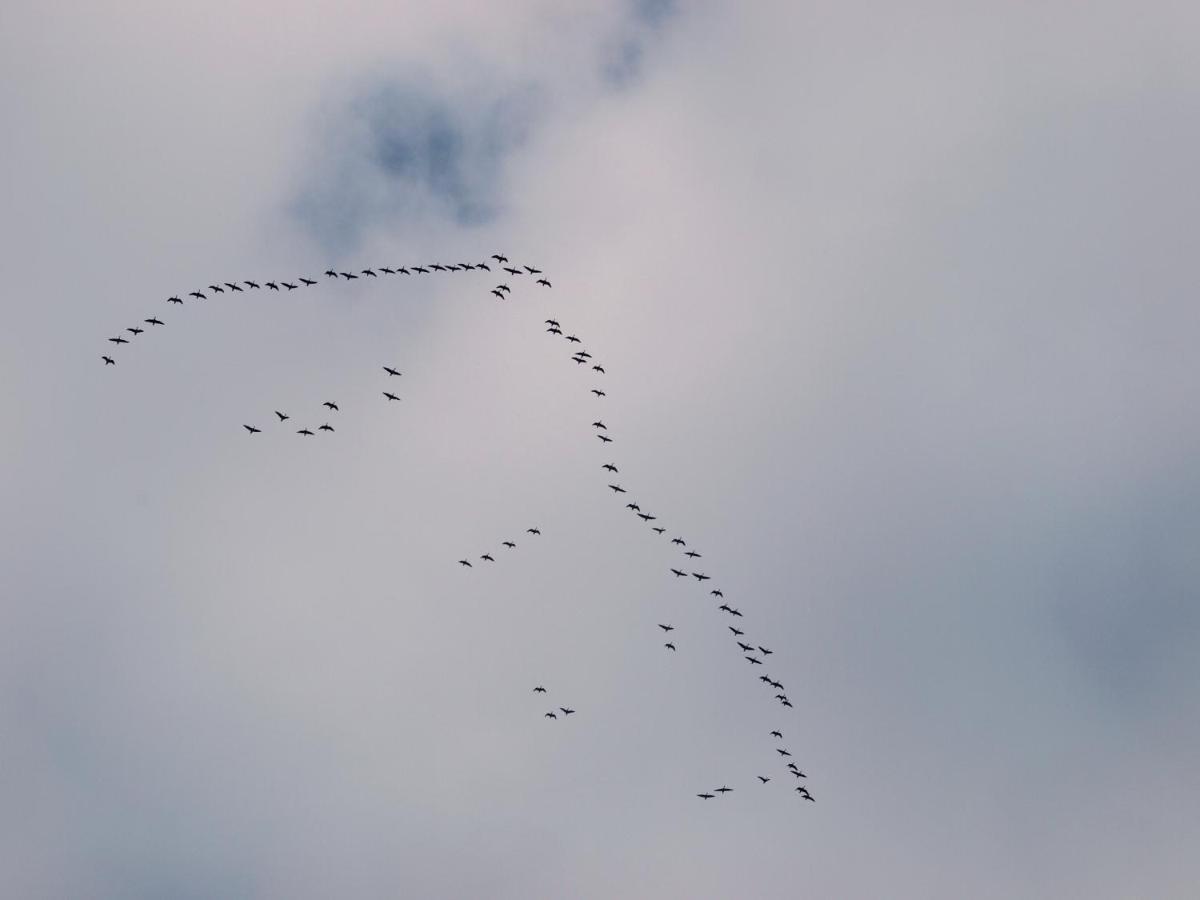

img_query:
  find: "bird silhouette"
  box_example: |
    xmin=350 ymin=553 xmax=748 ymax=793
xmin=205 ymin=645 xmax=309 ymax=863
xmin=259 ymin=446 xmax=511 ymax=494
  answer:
xmin=745 ymin=656 xmax=763 ymax=665
xmin=559 ymin=708 xmax=575 ymax=715
xmin=545 ymin=711 xmax=557 ymax=719
xmin=597 ymin=435 xmax=613 ymax=443
xmin=537 ymin=279 xmax=551 ymax=287
xmin=283 ymin=282 xmax=298 ymax=290
xmin=665 ymin=642 xmax=676 ymax=651
xmin=208 ymin=285 xmax=224 ymax=293
xmin=224 ymin=282 xmax=242 ymax=291
xmin=300 ymin=277 xmax=317 ymax=286
xmin=652 ymin=527 xmax=666 ymax=534
xmin=671 ymin=538 xmax=686 ymax=546
xmin=245 ymin=281 xmax=260 ymax=289
xmin=243 ymin=425 xmax=261 ymax=434
xmin=167 ymin=296 xmax=183 ymax=304
xmin=383 ymin=392 xmax=401 ymax=401
xmin=637 ymin=513 xmax=655 ymax=521
xmin=602 ymin=464 xmax=618 ymax=472
xmin=729 ymin=627 xmax=744 ymax=636
xmin=492 ymin=254 xmax=508 ymax=263
xmin=684 ymin=551 xmax=701 ymax=558
xmin=275 ymin=411 xmax=289 ymax=422
xmin=126 ymin=327 xmax=143 ymax=335
xmin=697 ymin=793 xmax=714 ymax=799
xmin=609 ymin=484 xmax=626 ymax=493
xmin=502 ymin=541 xmax=516 ymax=549
xmin=711 ymin=589 xmax=724 ymax=598
xmin=318 ymin=423 xmax=334 ymax=432
xmin=189 ymin=291 xmax=205 ymax=299
xmin=527 ymin=528 xmax=541 ymax=535
xmin=108 ymin=336 xmax=128 ymax=344
xmin=758 ymin=646 xmax=773 ymax=655
xmin=297 ymin=428 xmax=314 ymax=436
xmin=362 ymin=269 xmax=376 ymax=277
xmin=593 ymin=365 xmax=605 ymax=374
xmin=383 ymin=367 xmax=401 ymax=376
xmin=458 ymin=559 xmax=472 ymax=567
xmin=591 ymin=389 xmax=605 ymax=397
xmin=658 ymin=624 xmax=674 ymax=632
xmin=545 ymin=319 xmax=560 ymax=327
xmin=737 ymin=642 xmax=754 ymax=652
xmin=670 ymin=569 xmax=687 ymax=578
xmin=776 ymin=749 xmax=791 ymax=757
xmin=323 ymin=402 xmax=339 ymax=411
xmin=325 ymin=270 xmax=337 ymax=277
xmin=592 ymin=421 xmax=607 ymax=430
xmin=102 ymin=356 xmax=115 ymax=365
xmin=533 ymin=686 xmax=546 ymax=692
xmin=770 ymin=730 xmax=783 ymax=739
xmin=692 ymin=573 xmax=711 ymax=581
xmin=481 ymin=554 xmax=495 ymax=562
xmin=524 ymin=266 xmax=542 ymax=274
xmin=626 ymin=503 xmax=641 ymax=511
xmin=758 ymin=776 xmax=770 ymax=784
xmin=266 ymin=282 xmax=279 ymax=290
xmin=715 ymin=786 xmax=732 ymax=794
xmin=491 ymin=290 xmax=505 ymax=299
xmin=144 ymin=317 xmax=164 ymax=326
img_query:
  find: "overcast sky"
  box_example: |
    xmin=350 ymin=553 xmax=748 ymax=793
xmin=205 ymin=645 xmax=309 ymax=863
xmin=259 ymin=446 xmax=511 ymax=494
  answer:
xmin=3 ymin=1 xmax=1199 ymax=897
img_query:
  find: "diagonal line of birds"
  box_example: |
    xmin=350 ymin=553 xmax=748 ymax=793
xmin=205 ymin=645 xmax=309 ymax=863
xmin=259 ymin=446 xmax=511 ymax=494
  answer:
xmin=98 ymin=252 xmax=814 ymax=805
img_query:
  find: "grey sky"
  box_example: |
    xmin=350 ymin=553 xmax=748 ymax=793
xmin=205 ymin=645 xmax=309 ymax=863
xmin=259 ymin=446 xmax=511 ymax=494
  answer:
xmin=2 ymin=1 xmax=1198 ymax=897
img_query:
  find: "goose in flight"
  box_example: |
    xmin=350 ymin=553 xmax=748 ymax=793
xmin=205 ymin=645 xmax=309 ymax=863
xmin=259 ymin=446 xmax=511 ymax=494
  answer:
xmin=637 ymin=513 xmax=655 ymax=521
xmin=167 ymin=296 xmax=183 ymax=304
xmin=492 ymin=254 xmax=508 ymax=263
xmin=602 ymin=463 xmax=618 ymax=473
xmin=476 ymin=262 xmax=490 ymax=270
xmin=383 ymin=392 xmax=400 ymax=402
xmin=224 ymin=282 xmax=242 ymax=291
xmin=565 ymin=335 xmax=582 ymax=344
xmin=323 ymin=402 xmax=339 ymax=411
xmin=144 ymin=317 xmax=164 ymax=326
xmin=283 ymin=282 xmax=298 ymax=290
xmin=503 ymin=266 xmax=522 ymax=276
xmin=545 ymin=319 xmax=560 ymax=327
xmin=652 ymin=527 xmax=666 ymax=534
xmin=243 ymin=425 xmax=261 ymax=434
xmin=108 ymin=336 xmax=129 ymax=345
xmin=495 ymin=285 xmax=510 ymax=293
xmin=102 ymin=356 xmax=115 ymax=365
xmin=757 ymin=776 xmax=770 ymax=784
xmin=729 ymin=627 xmax=744 ymax=636
xmin=275 ymin=411 xmax=289 ymax=422
xmin=361 ymin=269 xmax=377 ymax=277
xmin=523 ymin=266 xmax=542 ymax=274
xmin=658 ymin=624 xmax=674 ymax=633
xmin=692 ymin=573 xmax=711 ymax=581
xmin=547 ymin=327 xmax=563 ymax=335
xmin=126 ymin=327 xmax=143 ymax=335
xmin=776 ymin=749 xmax=792 ymax=757
xmin=758 ymin=646 xmax=773 ymax=655
xmin=208 ymin=284 xmax=224 ymax=293
xmin=537 ymin=279 xmax=551 ymax=287
xmin=533 ymin=686 xmax=546 ymax=692
xmin=671 ymin=538 xmax=686 ymax=546
xmin=245 ymin=281 xmax=260 ymax=289
xmin=266 ymin=282 xmax=280 ymax=290
xmin=412 ymin=266 xmax=429 ymax=274
xmin=719 ymin=605 xmax=734 ymax=614
xmin=325 ymin=270 xmax=337 ymax=277
xmin=591 ymin=389 xmax=605 ymax=397
xmin=715 ymin=786 xmax=732 ymax=794
xmin=318 ymin=423 xmax=334 ymax=432
xmin=625 ymin=503 xmax=640 ymax=511
xmin=297 ymin=428 xmax=314 ymax=436
xmin=770 ymin=730 xmax=783 ymax=739
xmin=491 ymin=289 xmax=505 ymax=299
xmin=711 ymin=589 xmax=724 ymax=598
xmin=300 ymin=277 xmax=317 ymax=286
xmin=397 ymin=267 xmax=410 ymax=275
xmin=664 ymin=642 xmax=676 ymax=651
xmin=527 ymin=527 xmax=541 ymax=535
xmin=737 ymin=642 xmax=754 ymax=652
xmin=559 ymin=708 xmax=575 ymax=716
xmin=592 ymin=365 xmax=606 ymax=374
xmin=684 ymin=551 xmax=701 ymax=558
xmin=745 ymin=656 xmax=763 ymax=665
xmin=383 ymin=366 xmax=401 ymax=376
xmin=609 ymin=484 xmax=626 ymax=493
xmin=458 ymin=559 xmax=472 ymax=567
xmin=481 ymin=554 xmax=495 ymax=562
xmin=339 ymin=272 xmax=357 ymax=280
xmin=796 ymin=788 xmax=814 ymax=801
xmin=502 ymin=541 xmax=516 ymax=549
xmin=380 ymin=267 xmax=395 ymax=274
xmin=430 ymin=264 xmax=446 ymax=271
xmin=597 ymin=434 xmax=613 ymax=443
xmin=592 ymin=421 xmax=607 ymax=430
xmin=545 ymin=711 xmax=557 ymax=719
xmin=572 ymin=356 xmax=588 ymax=365
xmin=728 ymin=608 xmax=743 ymax=617
xmin=670 ymin=569 xmax=687 ymax=578
xmin=697 ymin=793 xmax=714 ymax=800
xmin=189 ymin=291 xmax=205 ymax=299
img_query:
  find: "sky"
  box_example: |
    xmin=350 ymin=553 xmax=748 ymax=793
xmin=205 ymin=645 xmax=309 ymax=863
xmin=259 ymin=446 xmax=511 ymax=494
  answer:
xmin=2 ymin=1 xmax=1199 ymax=897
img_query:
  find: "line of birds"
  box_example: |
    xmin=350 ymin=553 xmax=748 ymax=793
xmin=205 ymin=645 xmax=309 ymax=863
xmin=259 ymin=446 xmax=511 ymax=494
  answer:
xmin=533 ymin=306 xmax=816 ymax=803
xmin=457 ymin=527 xmax=542 ymax=566
xmin=100 ymin=254 xmax=549 ymax=366
xmin=100 ymin=249 xmax=812 ymax=804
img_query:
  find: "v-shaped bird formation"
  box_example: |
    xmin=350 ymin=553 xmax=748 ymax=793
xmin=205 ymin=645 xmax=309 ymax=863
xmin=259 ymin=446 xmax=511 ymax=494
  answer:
xmin=98 ymin=250 xmax=813 ymax=805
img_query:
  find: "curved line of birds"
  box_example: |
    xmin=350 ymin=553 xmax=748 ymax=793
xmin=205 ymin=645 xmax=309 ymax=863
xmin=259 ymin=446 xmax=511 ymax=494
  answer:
xmin=98 ymin=253 xmax=813 ymax=804
xmin=459 ymin=312 xmax=815 ymax=804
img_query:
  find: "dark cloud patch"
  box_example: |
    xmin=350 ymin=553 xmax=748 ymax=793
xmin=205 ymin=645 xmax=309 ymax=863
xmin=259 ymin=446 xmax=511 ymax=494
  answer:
xmin=294 ymin=80 xmax=540 ymax=254
xmin=600 ymin=0 xmax=680 ymax=88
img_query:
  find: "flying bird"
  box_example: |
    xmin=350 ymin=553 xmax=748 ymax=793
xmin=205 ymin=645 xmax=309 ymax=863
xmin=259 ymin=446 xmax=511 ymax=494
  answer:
xmin=300 ymin=277 xmax=317 ymax=286
xmin=224 ymin=282 xmax=242 ymax=291
xmin=711 ymin=590 xmax=724 ymax=598
xmin=533 ymin=686 xmax=546 ymax=692
xmin=715 ymin=786 xmax=732 ymax=794
xmin=537 ymin=279 xmax=551 ymax=287
xmin=208 ymin=285 xmax=224 ymax=293
xmin=325 ymin=270 xmax=337 ymax=277
xmin=167 ymin=296 xmax=183 ymax=304
xmin=565 ymin=335 xmax=581 ymax=343
xmin=243 ymin=425 xmax=261 ymax=434
xmin=652 ymin=527 xmax=665 ymax=534
xmin=559 ymin=708 xmax=575 ymax=716
xmin=658 ymin=624 xmax=674 ymax=633
xmin=502 ymin=541 xmax=516 ymax=549
xmin=591 ymin=389 xmax=605 ymax=397
xmin=729 ymin=627 xmax=744 ymax=636
xmin=697 ymin=793 xmax=714 ymax=800
xmin=745 ymin=656 xmax=763 ymax=665
xmin=297 ymin=428 xmax=314 ymax=436
xmin=384 ymin=367 xmax=401 ymax=376
xmin=670 ymin=569 xmax=687 ymax=578
xmin=524 ymin=266 xmax=542 ymax=274
xmin=126 ymin=327 xmax=143 ymax=335
xmin=491 ymin=290 xmax=505 ymax=299
xmin=189 ymin=292 xmax=205 ymax=299
xmin=664 ymin=642 xmax=676 ymax=651
xmin=102 ymin=356 xmax=115 ymax=365
xmin=492 ymin=254 xmax=508 ymax=263
xmin=597 ymin=435 xmax=613 ymax=443
xmin=626 ymin=503 xmax=640 ymax=511
xmin=275 ymin=411 xmax=289 ymax=422
xmin=244 ymin=281 xmax=260 ymax=289
xmin=602 ymin=464 xmax=618 ymax=472
xmin=684 ymin=551 xmax=701 ymax=558
xmin=108 ymin=336 xmax=128 ymax=344
xmin=592 ymin=421 xmax=607 ymax=430
xmin=144 ymin=317 xmax=163 ymax=326
xmin=545 ymin=319 xmax=560 ymax=327
xmin=692 ymin=573 xmax=711 ymax=581
xmin=481 ymin=554 xmax=495 ymax=562
xmin=770 ymin=731 xmax=783 ymax=739
xmin=318 ymin=423 xmax=334 ymax=432
xmin=267 ymin=282 xmax=279 ymax=290
xmin=759 ymin=646 xmax=773 ymax=655
xmin=383 ymin=392 xmax=400 ymax=401
xmin=323 ymin=402 xmax=339 ymax=411
xmin=283 ymin=282 xmax=298 ymax=290
xmin=545 ymin=712 xmax=557 ymax=719
xmin=671 ymin=538 xmax=686 ymax=546
xmin=637 ymin=513 xmax=655 ymax=521
xmin=758 ymin=776 xmax=770 ymax=784
xmin=503 ymin=267 xmax=521 ymax=275
xmin=361 ymin=269 xmax=376 ymax=277
xmin=527 ymin=528 xmax=541 ymax=535
xmin=593 ymin=365 xmax=605 ymax=374
xmin=609 ymin=484 xmax=626 ymax=493
xmin=777 ymin=749 xmax=792 ymax=757
xmin=459 ymin=559 xmax=472 ymax=567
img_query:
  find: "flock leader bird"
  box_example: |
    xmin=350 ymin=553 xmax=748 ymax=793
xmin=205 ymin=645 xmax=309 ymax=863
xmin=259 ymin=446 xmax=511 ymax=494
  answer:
xmin=98 ymin=250 xmax=814 ymax=806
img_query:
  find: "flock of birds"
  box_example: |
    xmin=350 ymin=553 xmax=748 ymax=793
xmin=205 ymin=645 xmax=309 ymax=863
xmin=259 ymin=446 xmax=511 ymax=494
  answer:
xmin=99 ymin=253 xmax=814 ymax=805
